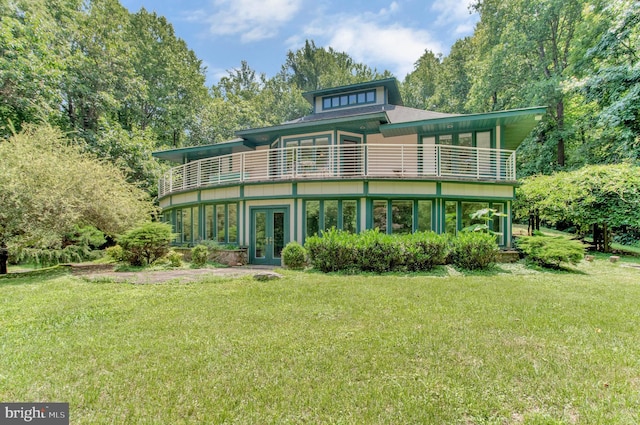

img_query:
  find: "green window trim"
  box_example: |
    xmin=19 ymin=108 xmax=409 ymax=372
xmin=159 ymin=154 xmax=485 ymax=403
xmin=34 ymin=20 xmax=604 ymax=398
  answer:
xmin=322 ymin=89 xmax=376 ymax=111
xmin=303 ymin=199 xmax=359 ymax=239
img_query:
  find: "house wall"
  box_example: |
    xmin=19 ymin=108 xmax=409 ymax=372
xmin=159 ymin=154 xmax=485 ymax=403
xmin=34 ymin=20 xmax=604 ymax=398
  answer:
xmin=161 ymin=178 xmax=517 ymax=262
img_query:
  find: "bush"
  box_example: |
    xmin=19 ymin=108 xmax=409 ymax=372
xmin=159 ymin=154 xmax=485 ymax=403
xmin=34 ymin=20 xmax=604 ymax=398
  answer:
xmin=402 ymin=232 xmax=449 ymax=271
xmin=191 ymin=244 xmax=209 ymax=267
xmin=282 ymin=241 xmax=307 ymax=270
xmin=105 ymin=245 xmax=127 ymax=262
xmin=305 ymin=228 xmax=358 ymax=273
xmin=305 ymin=229 xmax=450 ymax=274
xmin=517 ymin=235 xmax=585 ymax=268
xmin=449 ymin=232 xmax=499 ymax=270
xmin=118 ymin=222 xmax=174 ymax=266
xmin=165 ymin=249 xmax=183 ymax=268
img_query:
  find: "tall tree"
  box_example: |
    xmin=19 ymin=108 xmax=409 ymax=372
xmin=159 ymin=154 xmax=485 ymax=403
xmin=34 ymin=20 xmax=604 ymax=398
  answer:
xmin=284 ymin=40 xmax=393 ymax=92
xmin=401 ymin=50 xmax=442 ymax=110
xmin=470 ymin=0 xmax=588 ymax=167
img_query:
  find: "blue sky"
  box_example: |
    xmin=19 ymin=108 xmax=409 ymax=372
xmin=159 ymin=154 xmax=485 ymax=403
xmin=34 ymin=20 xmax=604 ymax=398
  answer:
xmin=120 ymin=0 xmax=479 ymax=86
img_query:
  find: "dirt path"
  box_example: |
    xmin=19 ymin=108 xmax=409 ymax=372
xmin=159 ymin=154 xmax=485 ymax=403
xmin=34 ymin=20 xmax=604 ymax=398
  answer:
xmin=70 ymin=264 xmax=278 ymax=284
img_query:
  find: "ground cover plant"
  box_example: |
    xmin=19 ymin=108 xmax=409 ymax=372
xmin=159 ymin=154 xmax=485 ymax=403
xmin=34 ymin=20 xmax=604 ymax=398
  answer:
xmin=2 ymin=258 xmax=639 ymax=424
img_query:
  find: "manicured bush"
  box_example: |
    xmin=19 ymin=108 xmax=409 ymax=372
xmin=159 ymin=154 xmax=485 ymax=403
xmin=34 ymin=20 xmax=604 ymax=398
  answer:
xmin=282 ymin=241 xmax=307 ymax=270
xmin=191 ymin=244 xmax=209 ymax=267
xmin=402 ymin=232 xmax=449 ymax=271
xmin=165 ymin=249 xmax=183 ymax=268
xmin=305 ymin=228 xmax=357 ymax=272
xmin=306 ymin=229 xmax=450 ymax=274
xmin=449 ymin=231 xmax=499 ymax=270
xmin=118 ymin=222 xmax=174 ymax=266
xmin=517 ymin=235 xmax=585 ymax=268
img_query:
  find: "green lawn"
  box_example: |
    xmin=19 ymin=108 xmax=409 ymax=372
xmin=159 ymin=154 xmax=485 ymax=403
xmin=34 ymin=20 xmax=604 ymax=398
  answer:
xmin=1 ymin=261 xmax=640 ymax=424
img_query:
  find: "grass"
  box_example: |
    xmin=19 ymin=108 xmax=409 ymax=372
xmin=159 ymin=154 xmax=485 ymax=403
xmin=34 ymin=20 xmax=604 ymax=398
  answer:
xmin=1 ymin=260 xmax=640 ymax=424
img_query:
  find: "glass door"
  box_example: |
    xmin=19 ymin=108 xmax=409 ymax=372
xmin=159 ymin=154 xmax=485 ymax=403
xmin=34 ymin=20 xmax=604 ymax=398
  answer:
xmin=251 ymin=208 xmax=288 ymax=265
xmin=340 ymin=137 xmax=362 ymax=176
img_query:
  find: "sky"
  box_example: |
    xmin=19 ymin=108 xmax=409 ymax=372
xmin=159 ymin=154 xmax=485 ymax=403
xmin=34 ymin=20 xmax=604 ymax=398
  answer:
xmin=119 ymin=0 xmax=479 ymax=86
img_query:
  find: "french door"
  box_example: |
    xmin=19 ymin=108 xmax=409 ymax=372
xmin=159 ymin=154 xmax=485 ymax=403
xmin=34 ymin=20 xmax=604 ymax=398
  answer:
xmin=251 ymin=208 xmax=288 ymax=265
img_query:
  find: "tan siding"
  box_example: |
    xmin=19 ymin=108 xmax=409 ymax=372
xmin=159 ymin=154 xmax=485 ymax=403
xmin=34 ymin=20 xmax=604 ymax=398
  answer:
xmin=367 ymin=133 xmax=416 ymax=145
xmin=171 ymin=192 xmax=198 ymax=205
xmin=298 ymin=181 xmax=364 ymax=195
xmin=368 ymin=181 xmax=437 ymax=195
xmin=159 ymin=198 xmax=171 ymax=208
xmin=201 ymin=186 xmax=240 ymax=201
xmin=441 ymin=183 xmax=513 ymax=198
xmin=244 ymin=183 xmax=292 ymax=197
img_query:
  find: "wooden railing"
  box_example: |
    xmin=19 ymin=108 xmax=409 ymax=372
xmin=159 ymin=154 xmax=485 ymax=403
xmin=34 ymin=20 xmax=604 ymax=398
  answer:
xmin=158 ymin=144 xmax=516 ymax=198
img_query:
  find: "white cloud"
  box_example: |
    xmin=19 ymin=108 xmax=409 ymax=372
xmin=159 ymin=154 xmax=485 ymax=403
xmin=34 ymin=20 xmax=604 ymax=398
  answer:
xmin=203 ymin=0 xmax=303 ymax=42
xmin=431 ymin=0 xmax=478 ymax=35
xmin=296 ymin=5 xmax=443 ymax=79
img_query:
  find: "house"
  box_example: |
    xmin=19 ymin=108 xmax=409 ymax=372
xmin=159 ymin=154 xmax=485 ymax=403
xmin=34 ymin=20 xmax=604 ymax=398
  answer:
xmin=153 ymin=78 xmax=545 ymax=265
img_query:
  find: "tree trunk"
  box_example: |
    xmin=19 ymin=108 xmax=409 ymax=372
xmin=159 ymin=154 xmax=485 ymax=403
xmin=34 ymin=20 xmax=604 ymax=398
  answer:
xmin=556 ymin=100 xmax=565 ymax=166
xmin=603 ymin=222 xmax=610 ymax=253
xmin=0 ymin=243 xmax=8 ymax=275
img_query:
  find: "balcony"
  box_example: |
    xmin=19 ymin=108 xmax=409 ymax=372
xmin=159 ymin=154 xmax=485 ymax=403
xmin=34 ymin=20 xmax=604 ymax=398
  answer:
xmin=158 ymin=144 xmax=516 ymax=198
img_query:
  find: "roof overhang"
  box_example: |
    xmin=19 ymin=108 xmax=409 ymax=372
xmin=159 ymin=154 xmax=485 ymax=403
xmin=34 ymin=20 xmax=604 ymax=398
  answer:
xmin=152 ymin=139 xmax=255 ymax=163
xmin=380 ymin=106 xmax=547 ymax=150
xmin=236 ymin=112 xmax=388 ymax=144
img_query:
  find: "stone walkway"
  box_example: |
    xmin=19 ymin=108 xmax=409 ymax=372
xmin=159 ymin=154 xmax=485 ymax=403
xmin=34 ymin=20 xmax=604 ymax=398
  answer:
xmin=69 ymin=263 xmax=279 ymax=284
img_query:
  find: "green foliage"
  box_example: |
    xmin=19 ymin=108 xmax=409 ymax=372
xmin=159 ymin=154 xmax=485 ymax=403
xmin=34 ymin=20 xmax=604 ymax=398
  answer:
xmin=165 ymin=249 xmax=183 ymax=268
xmin=118 ymin=222 xmax=174 ymax=266
xmin=105 ymin=245 xmax=127 ymax=263
xmin=0 ymin=125 xmax=154 ymax=273
xmin=305 ymin=229 xmax=451 ymax=273
xmin=516 ymin=164 xmax=640 ymax=236
xmin=517 ymin=235 xmax=585 ymax=268
xmin=191 ymin=244 xmax=209 ymax=268
xmin=282 ymin=241 xmax=307 ymax=270
xmin=449 ymin=232 xmax=499 ymax=271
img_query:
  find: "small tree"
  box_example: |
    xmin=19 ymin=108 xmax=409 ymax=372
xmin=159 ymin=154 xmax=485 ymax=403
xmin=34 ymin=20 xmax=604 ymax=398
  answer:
xmin=118 ymin=222 xmax=174 ymax=266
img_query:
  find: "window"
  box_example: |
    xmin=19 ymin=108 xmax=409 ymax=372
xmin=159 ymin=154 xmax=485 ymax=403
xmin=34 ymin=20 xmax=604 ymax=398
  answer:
xmin=373 ymin=200 xmax=387 ymax=233
xmin=392 ymin=200 xmax=413 ymax=234
xmin=445 ymin=201 xmax=457 ymax=235
xmin=204 ymin=203 xmax=238 ymax=244
xmin=182 ymin=208 xmax=192 ymax=243
xmin=342 ymin=200 xmax=357 ymax=233
xmin=324 ymin=200 xmax=338 ymax=230
xmin=417 ymin=201 xmax=432 ymax=231
xmin=493 ymin=203 xmax=504 ymax=245
xmin=306 ymin=201 xmax=320 ymax=237
xmin=304 ymin=200 xmax=358 ymax=237
xmin=322 ymin=89 xmax=376 ymax=110
xmin=461 ymin=202 xmax=489 ymax=231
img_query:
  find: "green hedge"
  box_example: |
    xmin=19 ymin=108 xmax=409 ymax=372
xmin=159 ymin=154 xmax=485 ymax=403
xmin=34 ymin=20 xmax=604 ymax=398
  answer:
xmin=516 ymin=235 xmax=585 ymax=268
xmin=305 ymin=229 xmax=450 ymax=273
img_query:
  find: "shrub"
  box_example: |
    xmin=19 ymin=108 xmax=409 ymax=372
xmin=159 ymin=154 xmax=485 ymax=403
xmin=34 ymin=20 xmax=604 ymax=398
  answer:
xmin=305 ymin=228 xmax=357 ymax=273
xmin=449 ymin=232 xmax=499 ymax=270
xmin=191 ymin=244 xmax=210 ymax=268
xmin=282 ymin=241 xmax=307 ymax=270
xmin=118 ymin=222 xmax=174 ymax=266
xmin=105 ymin=245 xmax=127 ymax=262
xmin=402 ymin=232 xmax=449 ymax=271
xmin=517 ymin=235 xmax=585 ymax=268
xmin=355 ymin=229 xmax=404 ymax=273
xmin=165 ymin=249 xmax=183 ymax=268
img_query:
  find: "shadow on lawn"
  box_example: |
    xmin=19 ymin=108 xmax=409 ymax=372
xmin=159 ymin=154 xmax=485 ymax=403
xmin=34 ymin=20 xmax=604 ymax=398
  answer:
xmin=0 ymin=265 xmax=72 ymax=286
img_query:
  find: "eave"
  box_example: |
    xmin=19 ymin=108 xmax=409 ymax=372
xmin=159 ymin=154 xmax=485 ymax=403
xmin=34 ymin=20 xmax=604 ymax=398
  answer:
xmin=380 ymin=106 xmax=547 ymax=150
xmin=152 ymin=139 xmax=255 ymax=163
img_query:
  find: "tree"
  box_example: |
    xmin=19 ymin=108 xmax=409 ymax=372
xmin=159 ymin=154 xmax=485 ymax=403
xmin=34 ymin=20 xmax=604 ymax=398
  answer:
xmin=573 ymin=0 xmax=640 ymax=163
xmin=401 ymin=50 xmax=442 ymax=110
xmin=284 ymin=40 xmax=393 ymax=91
xmin=0 ymin=125 xmax=155 ymax=274
xmin=515 ymin=164 xmax=640 ymax=251
xmin=470 ymin=0 xmax=589 ymax=167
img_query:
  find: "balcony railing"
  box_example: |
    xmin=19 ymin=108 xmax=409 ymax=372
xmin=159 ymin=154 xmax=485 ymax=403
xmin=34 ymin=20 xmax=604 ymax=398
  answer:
xmin=158 ymin=144 xmax=516 ymax=198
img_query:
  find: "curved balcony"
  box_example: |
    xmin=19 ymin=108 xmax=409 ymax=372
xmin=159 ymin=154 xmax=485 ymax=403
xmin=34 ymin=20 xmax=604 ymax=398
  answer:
xmin=158 ymin=144 xmax=516 ymax=198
